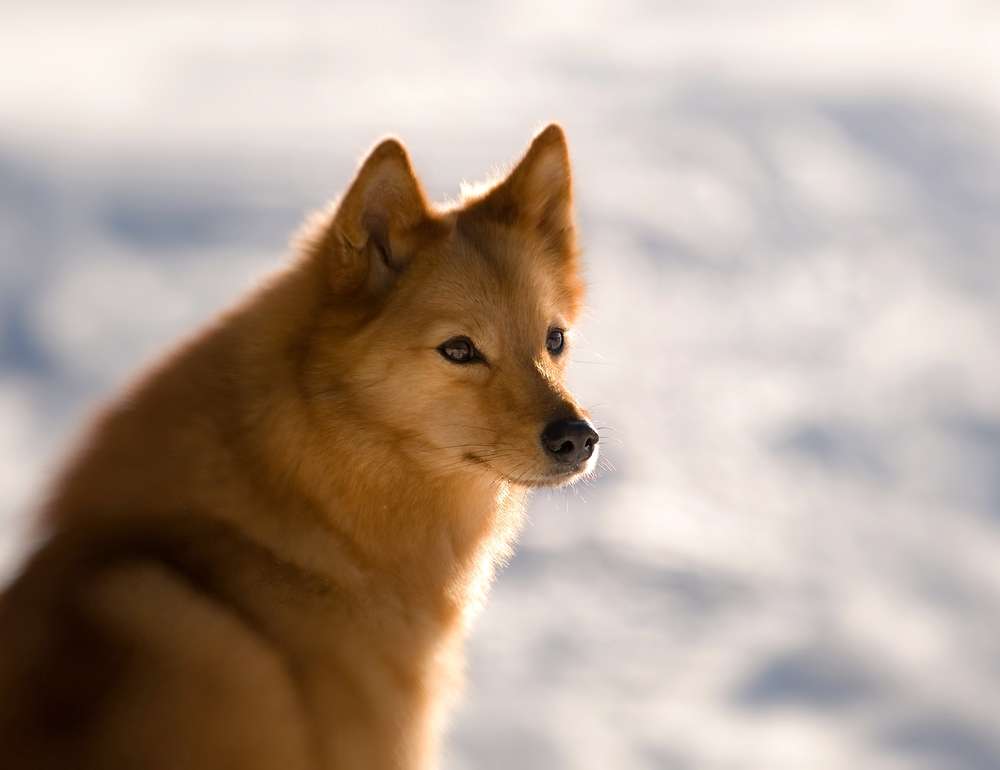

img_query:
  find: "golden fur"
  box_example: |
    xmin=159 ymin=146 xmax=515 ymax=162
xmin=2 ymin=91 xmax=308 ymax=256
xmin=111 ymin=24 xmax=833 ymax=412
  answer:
xmin=0 ymin=124 xmax=595 ymax=769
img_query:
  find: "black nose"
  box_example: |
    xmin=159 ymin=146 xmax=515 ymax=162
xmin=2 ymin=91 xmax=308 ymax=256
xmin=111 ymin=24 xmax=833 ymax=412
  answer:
xmin=540 ymin=419 xmax=599 ymax=465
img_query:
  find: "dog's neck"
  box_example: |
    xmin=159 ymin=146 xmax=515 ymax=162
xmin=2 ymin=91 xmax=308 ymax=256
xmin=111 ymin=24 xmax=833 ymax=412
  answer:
xmin=43 ymin=256 xmax=527 ymax=635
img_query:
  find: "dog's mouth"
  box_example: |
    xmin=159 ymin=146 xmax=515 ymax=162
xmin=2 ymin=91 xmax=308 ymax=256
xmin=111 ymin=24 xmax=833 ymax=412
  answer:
xmin=463 ymin=452 xmax=595 ymax=488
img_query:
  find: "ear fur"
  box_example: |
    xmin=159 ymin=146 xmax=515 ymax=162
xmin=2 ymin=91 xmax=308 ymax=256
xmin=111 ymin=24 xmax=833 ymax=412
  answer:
xmin=312 ymin=138 xmax=430 ymax=297
xmin=465 ymin=123 xmax=575 ymax=252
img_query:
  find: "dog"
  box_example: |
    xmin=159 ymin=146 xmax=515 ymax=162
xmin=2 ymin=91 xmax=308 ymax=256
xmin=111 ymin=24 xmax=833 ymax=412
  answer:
xmin=0 ymin=124 xmax=598 ymax=769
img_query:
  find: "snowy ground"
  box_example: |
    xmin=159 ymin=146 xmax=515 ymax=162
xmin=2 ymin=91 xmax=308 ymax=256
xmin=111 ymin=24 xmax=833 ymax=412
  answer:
xmin=3 ymin=2 xmax=1000 ymax=768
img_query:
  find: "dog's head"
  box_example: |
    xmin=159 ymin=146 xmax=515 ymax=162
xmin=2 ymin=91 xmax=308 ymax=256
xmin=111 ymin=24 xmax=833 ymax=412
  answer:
xmin=303 ymin=125 xmax=597 ymax=488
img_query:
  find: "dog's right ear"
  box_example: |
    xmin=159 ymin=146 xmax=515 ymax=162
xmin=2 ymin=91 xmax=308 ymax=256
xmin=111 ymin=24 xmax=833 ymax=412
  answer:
xmin=306 ymin=138 xmax=430 ymax=298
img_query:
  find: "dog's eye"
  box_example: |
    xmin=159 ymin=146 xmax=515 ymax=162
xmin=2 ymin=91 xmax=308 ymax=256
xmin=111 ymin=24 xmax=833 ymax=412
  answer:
xmin=438 ymin=336 xmax=482 ymax=364
xmin=546 ymin=328 xmax=565 ymax=356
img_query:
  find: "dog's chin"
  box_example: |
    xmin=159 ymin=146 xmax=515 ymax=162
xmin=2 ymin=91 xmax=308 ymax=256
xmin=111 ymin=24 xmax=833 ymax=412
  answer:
xmin=466 ymin=453 xmax=598 ymax=489
xmin=523 ymin=462 xmax=596 ymax=488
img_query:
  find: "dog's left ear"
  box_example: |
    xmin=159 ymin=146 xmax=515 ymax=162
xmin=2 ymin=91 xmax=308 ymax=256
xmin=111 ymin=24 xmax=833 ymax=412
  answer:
xmin=467 ymin=123 xmax=576 ymax=254
xmin=308 ymin=138 xmax=431 ymax=298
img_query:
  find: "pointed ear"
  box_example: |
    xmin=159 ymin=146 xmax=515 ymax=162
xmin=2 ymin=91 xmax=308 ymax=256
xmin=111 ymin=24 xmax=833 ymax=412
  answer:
xmin=469 ymin=123 xmax=575 ymax=252
xmin=310 ymin=138 xmax=430 ymax=297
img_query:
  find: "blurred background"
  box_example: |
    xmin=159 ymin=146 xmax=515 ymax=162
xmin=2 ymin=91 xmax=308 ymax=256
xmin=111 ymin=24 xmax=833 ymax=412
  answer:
xmin=3 ymin=2 xmax=1000 ymax=768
